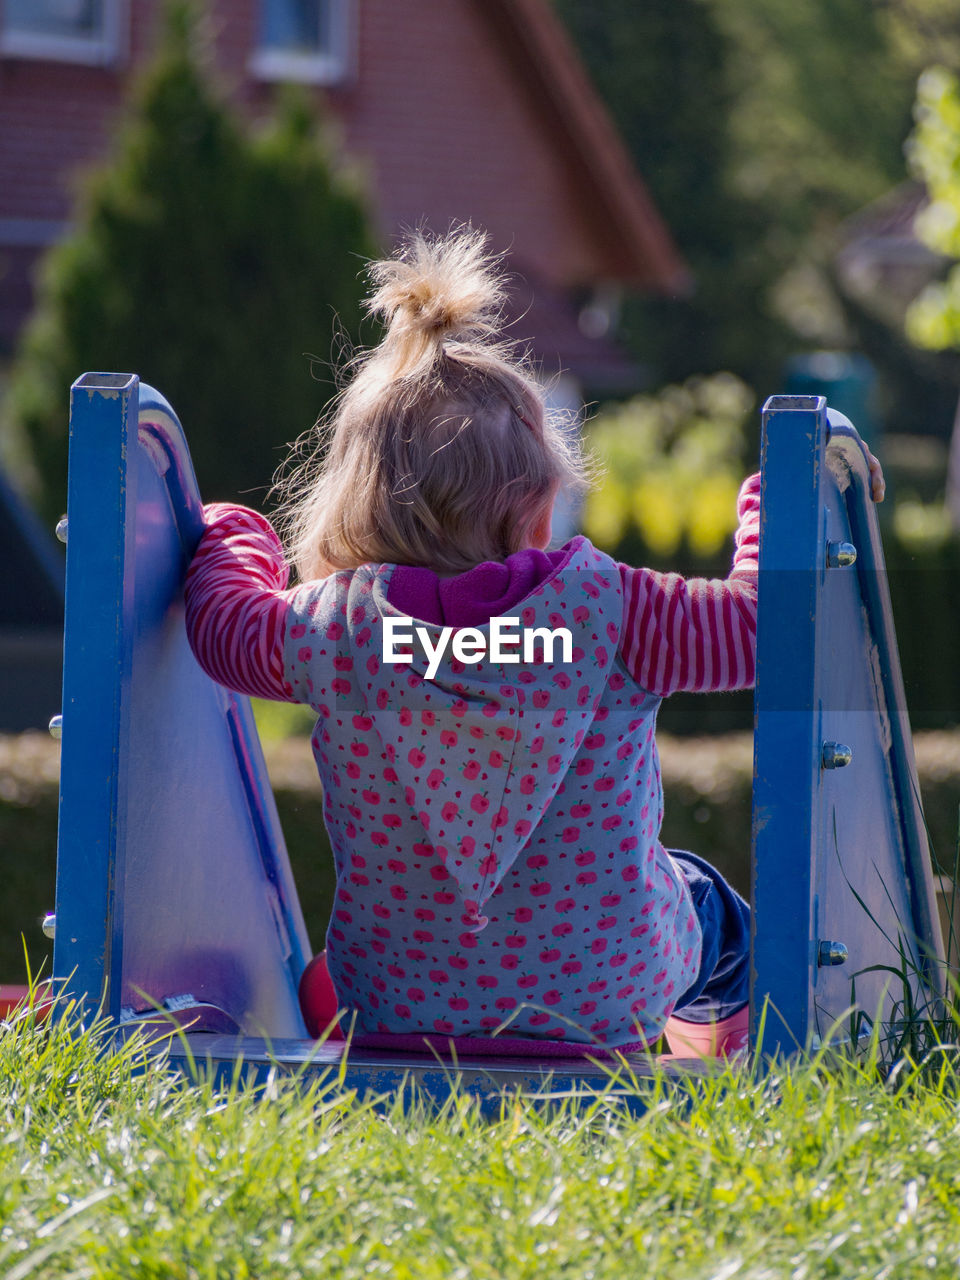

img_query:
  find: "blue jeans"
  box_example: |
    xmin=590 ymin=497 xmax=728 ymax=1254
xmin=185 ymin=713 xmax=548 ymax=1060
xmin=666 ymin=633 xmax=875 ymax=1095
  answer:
xmin=669 ymin=849 xmax=750 ymax=1023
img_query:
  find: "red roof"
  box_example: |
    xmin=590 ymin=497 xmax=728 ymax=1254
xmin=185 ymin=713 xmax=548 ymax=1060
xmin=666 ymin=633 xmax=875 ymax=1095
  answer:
xmin=477 ymin=0 xmax=689 ymax=292
xmin=0 ymin=0 xmax=687 ymax=377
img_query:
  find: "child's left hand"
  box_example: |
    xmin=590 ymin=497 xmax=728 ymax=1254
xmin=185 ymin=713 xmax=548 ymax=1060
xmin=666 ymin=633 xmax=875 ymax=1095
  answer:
xmin=865 ymin=446 xmax=885 ymax=503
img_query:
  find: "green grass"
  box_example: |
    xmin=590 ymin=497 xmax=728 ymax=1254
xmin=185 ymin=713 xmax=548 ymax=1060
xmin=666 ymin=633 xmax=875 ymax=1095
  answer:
xmin=3 ymin=991 xmax=960 ymax=1277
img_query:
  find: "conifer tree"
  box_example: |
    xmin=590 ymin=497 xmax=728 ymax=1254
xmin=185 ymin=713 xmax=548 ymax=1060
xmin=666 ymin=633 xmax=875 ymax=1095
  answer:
xmin=11 ymin=2 xmax=375 ymax=521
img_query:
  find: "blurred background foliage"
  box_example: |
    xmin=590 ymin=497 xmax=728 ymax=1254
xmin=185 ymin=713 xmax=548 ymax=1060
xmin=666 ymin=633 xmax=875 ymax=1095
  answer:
xmin=7 ymin=1 xmax=960 ymax=969
xmin=907 ymin=66 xmax=960 ymax=350
xmin=554 ymin=0 xmax=960 ymax=400
xmin=9 ymin=3 xmax=375 ymax=524
xmin=581 ymin=374 xmax=753 ymax=566
xmin=554 ymin=0 xmax=960 ymax=732
xmin=6 ymin=0 xmax=960 ymax=730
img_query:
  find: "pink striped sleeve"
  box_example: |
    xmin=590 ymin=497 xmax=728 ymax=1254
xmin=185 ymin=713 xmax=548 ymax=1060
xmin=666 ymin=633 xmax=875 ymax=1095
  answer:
xmin=184 ymin=503 xmax=299 ymax=702
xmin=618 ymin=473 xmax=760 ymax=696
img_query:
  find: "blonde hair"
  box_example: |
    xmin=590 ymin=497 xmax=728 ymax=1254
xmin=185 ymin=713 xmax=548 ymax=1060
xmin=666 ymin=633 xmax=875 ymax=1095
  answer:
xmin=277 ymin=226 xmax=589 ymax=580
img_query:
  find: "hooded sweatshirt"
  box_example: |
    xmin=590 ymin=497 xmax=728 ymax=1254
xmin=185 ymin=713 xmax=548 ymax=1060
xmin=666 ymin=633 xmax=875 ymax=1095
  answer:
xmin=185 ymin=474 xmax=759 ymax=1047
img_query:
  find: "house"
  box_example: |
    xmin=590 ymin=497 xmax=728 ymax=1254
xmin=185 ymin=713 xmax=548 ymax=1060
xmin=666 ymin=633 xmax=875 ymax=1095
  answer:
xmin=0 ymin=0 xmax=687 ymax=728
xmin=834 ymin=182 xmax=946 ymax=335
xmin=0 ymin=0 xmax=687 ymax=397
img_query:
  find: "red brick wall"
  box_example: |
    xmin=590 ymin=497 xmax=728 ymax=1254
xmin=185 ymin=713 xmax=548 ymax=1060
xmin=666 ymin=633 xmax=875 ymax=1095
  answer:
xmin=0 ymin=3 xmax=242 ymax=226
xmin=0 ymin=59 xmax=125 ymax=223
xmin=330 ymin=0 xmax=600 ymax=286
xmin=0 ymin=6 xmax=159 ymax=343
xmin=0 ymin=1 xmax=629 ymax=347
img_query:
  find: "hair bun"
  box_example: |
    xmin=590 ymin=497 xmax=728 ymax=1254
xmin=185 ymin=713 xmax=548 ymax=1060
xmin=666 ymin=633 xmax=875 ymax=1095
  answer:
xmin=366 ymin=226 xmax=506 ymax=361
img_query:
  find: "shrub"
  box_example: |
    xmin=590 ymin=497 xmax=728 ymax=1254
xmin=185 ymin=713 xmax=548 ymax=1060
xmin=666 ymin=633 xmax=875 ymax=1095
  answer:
xmin=6 ymin=729 xmax=960 ymax=982
xmin=581 ymin=373 xmax=755 ymax=575
xmin=9 ymin=1 xmax=375 ymax=522
xmin=582 ymin=373 xmax=960 ymax=731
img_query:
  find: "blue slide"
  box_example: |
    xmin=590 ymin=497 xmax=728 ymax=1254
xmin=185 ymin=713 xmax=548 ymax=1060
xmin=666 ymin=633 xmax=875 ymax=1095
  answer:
xmin=752 ymin=395 xmax=944 ymax=1052
xmin=50 ymin=376 xmax=944 ymax=1099
xmin=53 ymin=375 xmax=310 ymax=1039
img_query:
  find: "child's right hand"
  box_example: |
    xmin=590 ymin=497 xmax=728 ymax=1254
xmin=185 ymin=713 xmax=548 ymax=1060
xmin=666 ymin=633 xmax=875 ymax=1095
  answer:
xmin=864 ymin=445 xmax=885 ymax=503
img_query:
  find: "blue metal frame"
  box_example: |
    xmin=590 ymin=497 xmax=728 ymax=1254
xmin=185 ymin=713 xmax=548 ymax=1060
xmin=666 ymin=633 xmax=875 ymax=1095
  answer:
xmin=752 ymin=396 xmax=943 ymax=1052
xmin=55 ymin=374 xmax=138 ymax=1016
xmin=154 ymin=1033 xmax=693 ymax=1116
xmin=54 ymin=375 xmax=310 ymax=1036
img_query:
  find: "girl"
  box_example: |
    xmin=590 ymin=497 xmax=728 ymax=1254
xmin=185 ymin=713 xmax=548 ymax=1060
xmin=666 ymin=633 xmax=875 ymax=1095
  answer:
xmin=187 ymin=227 xmax=771 ymax=1056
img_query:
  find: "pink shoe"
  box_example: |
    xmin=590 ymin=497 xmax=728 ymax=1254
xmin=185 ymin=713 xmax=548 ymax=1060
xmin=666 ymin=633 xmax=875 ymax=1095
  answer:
xmin=663 ymin=1005 xmax=750 ymax=1058
xmin=298 ymin=951 xmax=344 ymax=1040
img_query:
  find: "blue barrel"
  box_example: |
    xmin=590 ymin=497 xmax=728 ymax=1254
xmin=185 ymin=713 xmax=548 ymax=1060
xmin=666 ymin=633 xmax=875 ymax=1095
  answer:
xmin=783 ymin=351 xmax=878 ymax=439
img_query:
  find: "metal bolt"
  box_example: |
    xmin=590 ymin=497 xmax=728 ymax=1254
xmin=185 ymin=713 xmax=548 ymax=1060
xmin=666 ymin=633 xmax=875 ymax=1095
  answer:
xmin=42 ymin=913 xmax=56 ymax=940
xmin=55 ymin=516 xmax=68 ymax=544
xmin=818 ymin=939 xmax=848 ymax=967
xmin=821 ymin=741 xmax=852 ymax=770
xmin=826 ymin=540 xmax=857 ymax=568
xmin=48 ymin=714 xmax=63 ymax=740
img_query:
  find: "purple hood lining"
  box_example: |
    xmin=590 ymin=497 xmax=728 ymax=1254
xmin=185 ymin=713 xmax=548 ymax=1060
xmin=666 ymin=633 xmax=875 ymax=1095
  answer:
xmin=387 ymin=539 xmax=582 ymax=626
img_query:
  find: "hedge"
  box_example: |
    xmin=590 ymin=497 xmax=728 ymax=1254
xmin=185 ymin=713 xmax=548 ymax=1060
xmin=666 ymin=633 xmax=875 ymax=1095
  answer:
xmin=2 ymin=730 xmax=958 ymax=986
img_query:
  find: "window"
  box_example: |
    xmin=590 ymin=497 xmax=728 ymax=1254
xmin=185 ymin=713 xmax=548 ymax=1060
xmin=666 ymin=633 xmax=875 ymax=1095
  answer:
xmin=0 ymin=0 xmax=124 ymax=65
xmin=251 ymin=0 xmax=351 ymax=85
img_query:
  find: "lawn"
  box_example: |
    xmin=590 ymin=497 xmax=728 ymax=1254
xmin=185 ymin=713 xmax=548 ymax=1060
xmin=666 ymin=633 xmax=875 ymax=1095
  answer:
xmin=1 ymin=992 xmax=959 ymax=1278
xmin=3 ymin=720 xmax=959 ymax=1277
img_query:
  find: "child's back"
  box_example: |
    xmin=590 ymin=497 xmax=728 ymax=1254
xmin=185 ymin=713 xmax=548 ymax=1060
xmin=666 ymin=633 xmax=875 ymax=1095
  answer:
xmin=279 ymin=535 xmax=703 ymax=1046
xmin=186 ymin=227 xmax=759 ymax=1050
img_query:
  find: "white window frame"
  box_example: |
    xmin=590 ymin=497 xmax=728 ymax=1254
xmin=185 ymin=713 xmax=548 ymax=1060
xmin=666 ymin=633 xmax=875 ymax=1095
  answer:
xmin=0 ymin=0 xmax=125 ymax=66
xmin=250 ymin=0 xmax=352 ymax=86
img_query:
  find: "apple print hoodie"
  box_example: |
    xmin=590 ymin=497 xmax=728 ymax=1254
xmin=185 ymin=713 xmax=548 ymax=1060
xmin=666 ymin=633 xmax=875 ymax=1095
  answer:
xmin=185 ymin=474 xmax=759 ymax=1046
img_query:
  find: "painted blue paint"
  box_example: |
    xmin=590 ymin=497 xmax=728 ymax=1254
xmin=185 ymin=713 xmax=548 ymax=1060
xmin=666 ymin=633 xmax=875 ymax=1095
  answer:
xmin=54 ymin=375 xmax=310 ymax=1036
xmin=152 ymin=1031 xmax=687 ymax=1118
xmin=52 ymin=375 xmax=943 ymax=1104
xmin=751 ymin=397 xmax=943 ymax=1053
